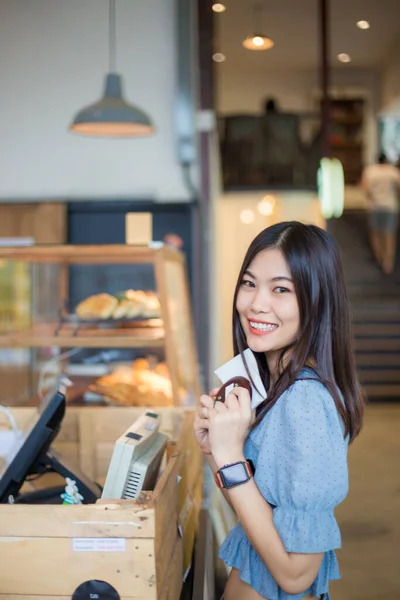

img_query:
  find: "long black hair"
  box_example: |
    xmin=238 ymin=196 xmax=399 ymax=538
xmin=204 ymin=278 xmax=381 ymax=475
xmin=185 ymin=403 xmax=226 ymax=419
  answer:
xmin=232 ymin=221 xmax=364 ymax=442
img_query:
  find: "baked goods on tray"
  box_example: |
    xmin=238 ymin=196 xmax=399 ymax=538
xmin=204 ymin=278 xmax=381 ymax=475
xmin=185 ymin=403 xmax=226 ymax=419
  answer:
xmin=74 ymin=290 xmax=161 ymax=321
xmin=112 ymin=295 xmax=145 ymax=319
xmin=89 ymin=358 xmax=174 ymax=406
xmin=75 ymin=293 xmax=119 ymax=319
xmin=124 ymin=290 xmax=161 ymax=318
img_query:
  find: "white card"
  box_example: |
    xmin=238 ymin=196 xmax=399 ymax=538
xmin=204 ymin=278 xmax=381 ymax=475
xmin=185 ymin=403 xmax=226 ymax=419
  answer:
xmin=214 ymin=348 xmax=267 ymax=409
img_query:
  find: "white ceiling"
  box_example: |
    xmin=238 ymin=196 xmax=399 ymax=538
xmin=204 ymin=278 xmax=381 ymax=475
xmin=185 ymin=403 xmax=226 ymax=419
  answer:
xmin=216 ymin=0 xmax=400 ymax=70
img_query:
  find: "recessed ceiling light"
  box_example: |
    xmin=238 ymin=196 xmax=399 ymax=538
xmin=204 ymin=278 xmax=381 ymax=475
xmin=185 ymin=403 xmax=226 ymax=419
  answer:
xmin=338 ymin=53 xmax=351 ymax=63
xmin=212 ymin=52 xmax=226 ymax=63
xmin=212 ymin=3 xmax=226 ymax=12
xmin=357 ymin=20 xmax=370 ymax=30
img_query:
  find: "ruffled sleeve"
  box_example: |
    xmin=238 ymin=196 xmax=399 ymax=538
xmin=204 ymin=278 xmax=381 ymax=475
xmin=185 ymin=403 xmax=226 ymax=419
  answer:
xmin=255 ymin=379 xmax=349 ymax=554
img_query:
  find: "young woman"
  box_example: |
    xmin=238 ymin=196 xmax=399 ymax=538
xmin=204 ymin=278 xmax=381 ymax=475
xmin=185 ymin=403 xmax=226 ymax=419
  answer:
xmin=194 ymin=221 xmax=364 ymax=600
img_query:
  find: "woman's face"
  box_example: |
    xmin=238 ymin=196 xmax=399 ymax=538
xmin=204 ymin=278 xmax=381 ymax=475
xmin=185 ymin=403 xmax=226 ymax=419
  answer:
xmin=236 ymin=248 xmax=300 ymax=359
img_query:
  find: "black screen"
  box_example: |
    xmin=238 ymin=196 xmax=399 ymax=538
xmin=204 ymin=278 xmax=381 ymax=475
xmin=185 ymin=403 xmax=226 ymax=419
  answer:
xmin=0 ymin=391 xmax=65 ymax=503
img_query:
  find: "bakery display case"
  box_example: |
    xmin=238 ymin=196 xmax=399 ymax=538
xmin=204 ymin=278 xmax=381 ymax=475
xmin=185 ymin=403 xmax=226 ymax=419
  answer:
xmin=0 ymin=244 xmax=200 ymax=408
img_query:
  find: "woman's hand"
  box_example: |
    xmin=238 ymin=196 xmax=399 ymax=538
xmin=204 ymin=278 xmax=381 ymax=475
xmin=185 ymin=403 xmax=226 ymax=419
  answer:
xmin=193 ymin=388 xmax=219 ymax=455
xmin=209 ymin=386 xmax=255 ymax=467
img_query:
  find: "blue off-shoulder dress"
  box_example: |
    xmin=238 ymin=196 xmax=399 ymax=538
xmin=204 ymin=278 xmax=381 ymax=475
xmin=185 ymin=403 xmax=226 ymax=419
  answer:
xmin=219 ymin=370 xmax=349 ymax=600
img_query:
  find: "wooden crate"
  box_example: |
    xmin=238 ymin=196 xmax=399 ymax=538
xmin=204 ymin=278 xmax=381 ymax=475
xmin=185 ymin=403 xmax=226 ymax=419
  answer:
xmin=0 ymin=407 xmax=203 ymax=600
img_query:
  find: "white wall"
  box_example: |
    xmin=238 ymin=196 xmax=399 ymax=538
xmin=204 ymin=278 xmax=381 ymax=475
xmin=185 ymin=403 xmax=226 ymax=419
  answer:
xmin=0 ymin=0 xmax=190 ymax=201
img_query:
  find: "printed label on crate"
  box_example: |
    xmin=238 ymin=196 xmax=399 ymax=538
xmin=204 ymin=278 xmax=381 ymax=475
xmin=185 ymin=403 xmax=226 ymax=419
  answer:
xmin=73 ymin=538 xmax=126 ymax=552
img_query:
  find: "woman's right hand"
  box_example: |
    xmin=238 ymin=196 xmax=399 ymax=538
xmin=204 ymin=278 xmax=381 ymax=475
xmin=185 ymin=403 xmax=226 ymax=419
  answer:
xmin=193 ymin=388 xmax=219 ymax=455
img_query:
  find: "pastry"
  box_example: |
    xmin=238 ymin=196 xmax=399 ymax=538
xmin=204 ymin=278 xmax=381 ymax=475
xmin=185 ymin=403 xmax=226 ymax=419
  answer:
xmin=126 ymin=297 xmax=146 ymax=318
xmin=90 ymin=361 xmax=174 ymax=407
xmin=112 ymin=299 xmax=132 ymax=319
xmin=133 ymin=358 xmax=150 ymax=371
xmin=75 ymin=293 xmax=118 ymax=319
xmin=95 ymin=366 xmax=133 ymax=387
xmin=92 ymin=383 xmax=139 ymax=406
xmin=118 ymin=290 xmax=146 ymax=318
xmin=142 ymin=291 xmax=161 ymax=319
xmin=123 ymin=290 xmax=161 ymax=319
xmin=112 ymin=296 xmax=145 ymax=320
xmin=154 ymin=362 xmax=169 ymax=378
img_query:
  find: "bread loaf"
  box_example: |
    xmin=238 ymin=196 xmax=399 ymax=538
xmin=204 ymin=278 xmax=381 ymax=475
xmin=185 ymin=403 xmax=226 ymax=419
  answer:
xmin=75 ymin=293 xmax=118 ymax=319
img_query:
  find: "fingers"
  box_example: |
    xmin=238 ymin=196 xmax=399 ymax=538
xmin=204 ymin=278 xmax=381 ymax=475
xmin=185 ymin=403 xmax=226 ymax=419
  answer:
xmin=201 ymin=386 xmax=253 ymax=417
xmin=209 ymin=387 xmax=220 ymax=397
xmin=194 ymin=415 xmax=210 ymax=430
xmin=225 ymin=387 xmax=253 ymax=422
xmin=199 ymin=406 xmax=211 ymax=419
xmin=228 ymin=386 xmax=252 ymax=408
xmin=225 ymin=391 xmax=240 ymax=410
xmin=200 ymin=394 xmax=214 ymax=409
xmin=212 ymin=400 xmax=227 ymax=413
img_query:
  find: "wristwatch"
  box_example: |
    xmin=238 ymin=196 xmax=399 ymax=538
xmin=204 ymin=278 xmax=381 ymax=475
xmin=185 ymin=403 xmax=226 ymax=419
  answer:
xmin=214 ymin=460 xmax=254 ymax=489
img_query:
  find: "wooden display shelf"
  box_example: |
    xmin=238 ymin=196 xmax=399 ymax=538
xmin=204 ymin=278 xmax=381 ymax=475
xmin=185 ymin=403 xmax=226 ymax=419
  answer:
xmin=0 ymin=322 xmax=165 ymax=348
xmin=0 ymin=243 xmax=184 ymax=265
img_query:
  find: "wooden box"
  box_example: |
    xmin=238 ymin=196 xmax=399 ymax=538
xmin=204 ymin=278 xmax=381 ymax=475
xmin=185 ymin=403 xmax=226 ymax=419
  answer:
xmin=0 ymin=407 xmax=203 ymax=600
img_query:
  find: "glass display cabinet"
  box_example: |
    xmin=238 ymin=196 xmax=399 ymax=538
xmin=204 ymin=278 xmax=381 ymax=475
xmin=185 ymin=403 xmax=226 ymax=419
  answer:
xmin=0 ymin=244 xmax=200 ymax=408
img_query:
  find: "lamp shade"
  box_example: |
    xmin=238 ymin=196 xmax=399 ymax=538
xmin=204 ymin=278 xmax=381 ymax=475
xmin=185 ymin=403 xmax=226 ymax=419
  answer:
xmin=242 ymin=34 xmax=274 ymax=51
xmin=69 ymin=73 xmax=154 ymax=137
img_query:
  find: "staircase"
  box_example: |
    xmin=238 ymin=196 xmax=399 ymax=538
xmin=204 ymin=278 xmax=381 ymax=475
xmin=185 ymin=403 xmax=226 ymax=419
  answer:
xmin=331 ymin=211 xmax=400 ymax=401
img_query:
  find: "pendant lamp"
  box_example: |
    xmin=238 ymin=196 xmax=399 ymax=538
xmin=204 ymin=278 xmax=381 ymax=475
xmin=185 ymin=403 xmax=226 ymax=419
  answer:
xmin=69 ymin=0 xmax=154 ymax=137
xmin=242 ymin=2 xmax=274 ymax=51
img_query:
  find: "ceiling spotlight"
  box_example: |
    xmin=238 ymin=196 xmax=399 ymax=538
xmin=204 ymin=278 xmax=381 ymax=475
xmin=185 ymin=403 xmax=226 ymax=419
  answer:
xmin=212 ymin=3 xmax=226 ymax=12
xmin=242 ymin=34 xmax=274 ymax=51
xmin=357 ymin=20 xmax=370 ymax=29
xmin=240 ymin=210 xmax=255 ymax=224
xmin=212 ymin=52 xmax=226 ymax=63
xmin=338 ymin=53 xmax=351 ymax=63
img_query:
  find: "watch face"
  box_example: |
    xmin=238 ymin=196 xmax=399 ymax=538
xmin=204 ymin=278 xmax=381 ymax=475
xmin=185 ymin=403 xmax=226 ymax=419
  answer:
xmin=220 ymin=462 xmax=250 ymax=488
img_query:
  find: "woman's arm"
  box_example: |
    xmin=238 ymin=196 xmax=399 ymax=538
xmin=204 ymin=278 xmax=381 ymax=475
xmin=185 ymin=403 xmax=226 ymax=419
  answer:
xmin=204 ymin=454 xmax=234 ymax=510
xmin=214 ymin=450 xmax=323 ymax=595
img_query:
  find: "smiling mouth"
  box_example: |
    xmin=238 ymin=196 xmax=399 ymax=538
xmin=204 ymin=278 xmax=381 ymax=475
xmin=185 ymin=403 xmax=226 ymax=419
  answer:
xmin=248 ymin=319 xmax=278 ymax=333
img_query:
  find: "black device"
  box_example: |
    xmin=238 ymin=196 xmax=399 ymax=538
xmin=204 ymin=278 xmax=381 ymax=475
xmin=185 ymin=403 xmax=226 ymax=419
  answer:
xmin=214 ymin=460 xmax=254 ymax=489
xmin=0 ymin=386 xmax=101 ymax=504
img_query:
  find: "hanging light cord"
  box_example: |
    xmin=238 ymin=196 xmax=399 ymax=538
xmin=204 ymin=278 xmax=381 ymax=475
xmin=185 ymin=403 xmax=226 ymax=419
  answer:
xmin=253 ymin=1 xmax=263 ymax=31
xmin=109 ymin=0 xmax=117 ymax=72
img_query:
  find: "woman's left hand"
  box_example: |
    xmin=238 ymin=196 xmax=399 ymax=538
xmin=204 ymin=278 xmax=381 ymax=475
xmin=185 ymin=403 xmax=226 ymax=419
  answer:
xmin=208 ymin=386 xmax=255 ymax=467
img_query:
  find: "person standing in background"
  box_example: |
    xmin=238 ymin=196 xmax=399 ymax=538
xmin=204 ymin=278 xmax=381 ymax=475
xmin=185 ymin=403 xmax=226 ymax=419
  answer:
xmin=362 ymin=153 xmax=400 ymax=275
